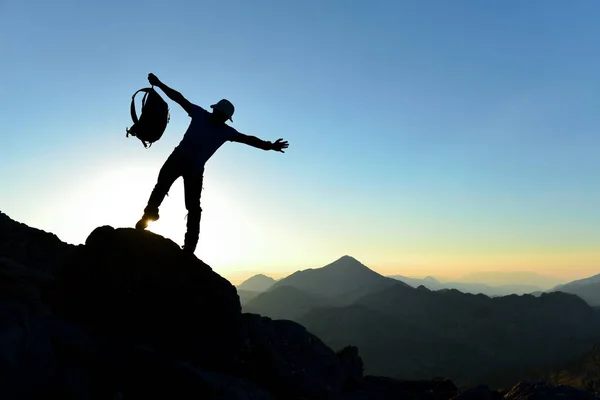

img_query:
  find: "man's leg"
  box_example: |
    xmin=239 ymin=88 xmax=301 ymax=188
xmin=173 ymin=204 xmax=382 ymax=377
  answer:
xmin=181 ymin=169 xmax=204 ymax=253
xmin=136 ymin=153 xmax=183 ymax=230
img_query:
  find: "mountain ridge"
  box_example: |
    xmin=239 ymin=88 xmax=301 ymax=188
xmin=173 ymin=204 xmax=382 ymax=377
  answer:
xmin=300 ymin=282 xmax=600 ymax=387
xmin=389 ymin=275 xmax=544 ymax=296
xmin=551 ymin=273 xmax=600 ymax=306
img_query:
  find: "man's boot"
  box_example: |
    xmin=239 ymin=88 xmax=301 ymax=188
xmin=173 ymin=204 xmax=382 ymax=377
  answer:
xmin=135 ymin=207 xmax=160 ymax=230
xmin=182 ymin=239 xmax=197 ymax=254
xmin=182 ymin=230 xmax=199 ymax=253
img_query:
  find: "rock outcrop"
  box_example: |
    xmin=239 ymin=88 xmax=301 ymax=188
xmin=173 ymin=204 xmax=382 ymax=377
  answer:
xmin=236 ymin=313 xmax=345 ymax=399
xmin=54 ymin=225 xmax=241 ymax=371
xmin=0 ymin=211 xmax=598 ymax=399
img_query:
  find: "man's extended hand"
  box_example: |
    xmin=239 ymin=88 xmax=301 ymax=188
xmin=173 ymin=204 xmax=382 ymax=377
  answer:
xmin=148 ymin=73 xmax=161 ymax=87
xmin=272 ymin=138 xmax=289 ymax=153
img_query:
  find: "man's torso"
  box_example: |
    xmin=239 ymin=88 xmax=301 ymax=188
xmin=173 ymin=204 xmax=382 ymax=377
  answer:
xmin=172 ymin=105 xmax=239 ymax=170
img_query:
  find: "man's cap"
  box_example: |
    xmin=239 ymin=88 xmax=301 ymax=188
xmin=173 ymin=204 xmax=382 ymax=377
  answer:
xmin=210 ymin=99 xmax=234 ymax=121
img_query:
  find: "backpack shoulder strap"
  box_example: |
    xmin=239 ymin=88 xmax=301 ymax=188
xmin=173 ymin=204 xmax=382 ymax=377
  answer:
xmin=130 ymin=87 xmax=153 ymax=125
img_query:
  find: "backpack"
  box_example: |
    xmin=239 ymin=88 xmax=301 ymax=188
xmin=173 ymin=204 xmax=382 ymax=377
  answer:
xmin=126 ymin=87 xmax=170 ymax=148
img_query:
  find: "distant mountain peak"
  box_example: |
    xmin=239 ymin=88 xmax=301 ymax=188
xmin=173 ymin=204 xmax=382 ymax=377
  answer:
xmin=237 ymin=274 xmax=276 ymax=292
xmin=324 ymin=255 xmax=369 ymax=270
xmin=250 ymin=274 xmax=272 ymax=280
xmin=423 ymin=276 xmax=440 ymax=283
xmin=260 ymin=255 xmax=405 ymax=303
xmin=563 ymin=273 xmax=600 ymax=287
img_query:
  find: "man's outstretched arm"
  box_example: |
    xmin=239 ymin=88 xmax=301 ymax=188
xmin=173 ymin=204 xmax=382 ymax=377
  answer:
xmin=231 ymin=133 xmax=289 ymax=152
xmin=148 ymin=73 xmax=193 ymax=115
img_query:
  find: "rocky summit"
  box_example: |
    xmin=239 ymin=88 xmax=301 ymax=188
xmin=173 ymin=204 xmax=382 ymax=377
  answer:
xmin=0 ymin=210 xmax=599 ymax=399
xmin=53 ymin=225 xmax=242 ymax=372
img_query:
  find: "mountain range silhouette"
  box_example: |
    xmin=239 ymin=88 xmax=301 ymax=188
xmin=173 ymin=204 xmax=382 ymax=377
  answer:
xmin=388 ymin=275 xmax=544 ymax=297
xmin=1 ymin=210 xmax=599 ymax=399
xmin=241 ymin=255 xmax=600 ymax=388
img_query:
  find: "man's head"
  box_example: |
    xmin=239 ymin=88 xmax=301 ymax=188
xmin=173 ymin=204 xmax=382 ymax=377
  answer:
xmin=210 ymin=99 xmax=234 ymax=123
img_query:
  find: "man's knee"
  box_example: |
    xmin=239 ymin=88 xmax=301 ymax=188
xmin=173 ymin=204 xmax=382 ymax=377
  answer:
xmin=187 ymin=207 xmax=202 ymax=224
xmin=153 ymin=176 xmax=173 ymax=195
xmin=147 ymin=184 xmax=170 ymax=210
xmin=183 ymin=173 xmax=203 ymax=213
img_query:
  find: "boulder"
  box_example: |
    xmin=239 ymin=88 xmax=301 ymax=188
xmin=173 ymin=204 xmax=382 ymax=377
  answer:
xmin=337 ymin=346 xmax=364 ymax=391
xmin=237 ymin=313 xmax=345 ymax=399
xmin=54 ymin=226 xmax=241 ymax=371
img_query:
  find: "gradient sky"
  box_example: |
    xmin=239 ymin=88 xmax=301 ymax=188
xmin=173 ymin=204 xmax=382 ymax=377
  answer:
xmin=1 ymin=0 xmax=599 ymax=284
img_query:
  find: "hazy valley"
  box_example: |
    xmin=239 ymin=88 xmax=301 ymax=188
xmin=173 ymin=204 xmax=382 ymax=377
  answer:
xmin=240 ymin=256 xmax=600 ymax=387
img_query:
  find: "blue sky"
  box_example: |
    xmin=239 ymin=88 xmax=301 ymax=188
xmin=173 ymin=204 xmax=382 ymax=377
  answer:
xmin=1 ymin=0 xmax=599 ymax=283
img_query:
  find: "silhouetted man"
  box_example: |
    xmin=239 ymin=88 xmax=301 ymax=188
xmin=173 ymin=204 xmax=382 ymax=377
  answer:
xmin=136 ymin=73 xmax=289 ymax=253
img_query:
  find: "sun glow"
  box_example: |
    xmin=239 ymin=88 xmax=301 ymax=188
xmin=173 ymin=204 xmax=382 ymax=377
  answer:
xmin=146 ymin=185 xmax=253 ymax=266
xmin=12 ymin=160 xmax=599 ymax=284
xmin=46 ymin=164 xmax=254 ymax=267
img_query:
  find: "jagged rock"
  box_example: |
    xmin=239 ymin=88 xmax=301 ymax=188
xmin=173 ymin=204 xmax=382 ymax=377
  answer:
xmin=337 ymin=346 xmax=364 ymax=390
xmin=53 ymin=226 xmax=241 ymax=371
xmin=503 ymin=381 xmax=600 ymax=399
xmin=237 ymin=313 xmax=345 ymax=399
xmin=0 ymin=211 xmax=75 ymax=275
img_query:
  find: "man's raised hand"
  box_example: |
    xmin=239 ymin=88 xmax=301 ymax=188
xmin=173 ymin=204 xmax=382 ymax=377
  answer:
xmin=148 ymin=73 xmax=161 ymax=86
xmin=272 ymin=138 xmax=289 ymax=153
